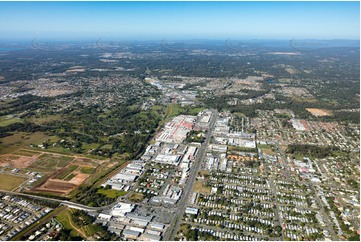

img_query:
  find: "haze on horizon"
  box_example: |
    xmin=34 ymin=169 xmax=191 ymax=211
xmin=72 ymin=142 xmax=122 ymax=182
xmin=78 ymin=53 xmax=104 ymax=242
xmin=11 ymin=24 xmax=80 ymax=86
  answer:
xmin=0 ymin=1 xmax=359 ymax=41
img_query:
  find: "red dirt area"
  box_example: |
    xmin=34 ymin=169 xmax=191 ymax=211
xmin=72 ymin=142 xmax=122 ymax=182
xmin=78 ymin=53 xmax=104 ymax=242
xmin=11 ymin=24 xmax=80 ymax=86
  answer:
xmin=35 ymin=179 xmax=77 ymax=194
xmin=306 ymin=108 xmax=332 ymax=117
xmin=300 ymin=120 xmax=310 ymax=131
xmin=68 ymin=173 xmax=90 ymax=185
xmin=0 ymin=155 xmax=36 ymax=168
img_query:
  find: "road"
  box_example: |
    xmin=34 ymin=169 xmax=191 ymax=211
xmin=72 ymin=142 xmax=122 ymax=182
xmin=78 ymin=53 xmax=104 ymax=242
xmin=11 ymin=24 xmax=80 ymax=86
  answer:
xmin=307 ymin=183 xmax=338 ymax=240
xmin=166 ymin=109 xmax=218 ymax=241
xmin=268 ymin=178 xmax=284 ymax=241
xmin=0 ymin=189 xmax=106 ymax=211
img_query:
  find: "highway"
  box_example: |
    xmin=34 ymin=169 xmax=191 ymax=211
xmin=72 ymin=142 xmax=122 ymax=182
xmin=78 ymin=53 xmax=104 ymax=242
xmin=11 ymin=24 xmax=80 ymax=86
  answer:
xmin=166 ymin=109 xmax=218 ymax=241
xmin=0 ymin=189 xmax=106 ymax=211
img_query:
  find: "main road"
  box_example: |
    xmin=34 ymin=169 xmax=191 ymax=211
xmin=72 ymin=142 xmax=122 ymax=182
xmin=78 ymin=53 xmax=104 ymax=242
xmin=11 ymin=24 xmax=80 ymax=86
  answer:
xmin=166 ymin=109 xmax=218 ymax=241
xmin=0 ymin=189 xmax=110 ymax=211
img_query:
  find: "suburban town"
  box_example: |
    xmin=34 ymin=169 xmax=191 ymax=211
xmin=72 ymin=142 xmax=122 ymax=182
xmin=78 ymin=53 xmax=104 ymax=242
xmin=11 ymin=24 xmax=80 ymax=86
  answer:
xmin=0 ymin=1 xmax=360 ymax=241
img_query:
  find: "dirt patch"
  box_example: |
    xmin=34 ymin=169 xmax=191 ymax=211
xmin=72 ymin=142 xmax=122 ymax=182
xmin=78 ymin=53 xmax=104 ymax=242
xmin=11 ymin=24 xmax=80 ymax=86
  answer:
xmin=306 ymin=108 xmax=333 ymax=117
xmin=35 ymin=179 xmax=77 ymax=194
xmin=68 ymin=173 xmax=90 ymax=185
xmin=193 ymin=181 xmax=211 ymax=194
xmin=0 ymin=154 xmax=37 ymax=168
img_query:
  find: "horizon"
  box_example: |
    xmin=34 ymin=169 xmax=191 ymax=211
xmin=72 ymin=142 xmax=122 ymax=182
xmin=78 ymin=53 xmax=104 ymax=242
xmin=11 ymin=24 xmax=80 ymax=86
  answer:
xmin=0 ymin=1 xmax=359 ymax=40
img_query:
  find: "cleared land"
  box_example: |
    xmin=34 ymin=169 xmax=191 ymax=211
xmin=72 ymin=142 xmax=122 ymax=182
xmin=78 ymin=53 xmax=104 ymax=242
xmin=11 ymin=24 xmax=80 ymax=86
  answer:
xmin=306 ymin=108 xmax=333 ymax=117
xmin=0 ymin=154 xmax=38 ymax=169
xmin=193 ymin=180 xmax=211 ymax=194
xmin=0 ymin=148 xmax=105 ymax=196
xmin=28 ymin=154 xmax=74 ymax=172
xmin=0 ymin=173 xmax=27 ymax=191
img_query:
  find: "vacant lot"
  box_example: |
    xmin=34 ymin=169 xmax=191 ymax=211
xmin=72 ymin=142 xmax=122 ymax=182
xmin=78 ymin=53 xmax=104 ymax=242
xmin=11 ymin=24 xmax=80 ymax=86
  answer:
xmin=306 ymin=108 xmax=333 ymax=117
xmin=0 ymin=132 xmax=51 ymax=154
xmin=129 ymin=193 xmax=144 ymax=202
xmin=54 ymin=165 xmax=79 ymax=180
xmin=34 ymin=179 xmax=77 ymax=194
xmin=79 ymin=166 xmax=96 ymax=174
xmin=0 ymin=154 xmax=38 ymax=169
xmin=13 ymin=149 xmax=41 ymax=157
xmin=98 ymin=188 xmax=127 ymax=198
xmin=28 ymin=154 xmax=74 ymax=172
xmin=0 ymin=173 xmax=27 ymax=191
xmin=193 ymin=180 xmax=211 ymax=194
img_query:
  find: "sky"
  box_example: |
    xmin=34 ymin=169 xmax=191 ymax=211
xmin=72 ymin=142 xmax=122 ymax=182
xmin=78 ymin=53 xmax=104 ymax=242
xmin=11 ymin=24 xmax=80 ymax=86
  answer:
xmin=0 ymin=1 xmax=359 ymax=40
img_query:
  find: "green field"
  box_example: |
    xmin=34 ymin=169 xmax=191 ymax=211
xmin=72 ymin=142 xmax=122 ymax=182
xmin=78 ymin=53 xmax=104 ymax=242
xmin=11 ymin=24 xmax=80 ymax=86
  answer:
xmin=165 ymin=104 xmax=205 ymax=117
xmin=97 ymin=188 xmax=127 ymax=198
xmin=12 ymin=149 xmax=41 ymax=157
xmin=0 ymin=132 xmax=51 ymax=154
xmin=56 ymin=209 xmax=85 ymax=238
xmin=80 ymin=167 xmax=96 ymax=174
xmin=64 ymin=173 xmax=76 ymax=181
xmin=0 ymin=174 xmax=27 ymax=191
xmin=0 ymin=116 xmax=23 ymax=127
xmin=28 ymin=154 xmax=74 ymax=172
xmin=55 ymin=165 xmax=78 ymax=180
xmin=165 ymin=104 xmax=184 ymax=117
xmin=31 ymin=114 xmax=63 ymax=125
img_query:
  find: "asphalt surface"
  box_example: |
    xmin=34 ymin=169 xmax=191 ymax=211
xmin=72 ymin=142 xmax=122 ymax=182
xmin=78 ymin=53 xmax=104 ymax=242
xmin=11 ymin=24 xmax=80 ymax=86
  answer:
xmin=0 ymin=189 xmax=108 ymax=211
xmin=167 ymin=109 xmax=218 ymax=241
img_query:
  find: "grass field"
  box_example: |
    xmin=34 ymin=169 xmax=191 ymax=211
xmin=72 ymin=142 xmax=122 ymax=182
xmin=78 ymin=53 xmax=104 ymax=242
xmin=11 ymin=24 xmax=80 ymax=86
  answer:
xmin=0 ymin=174 xmax=27 ymax=191
xmin=97 ymin=188 xmax=127 ymax=198
xmin=56 ymin=208 xmax=102 ymax=239
xmin=56 ymin=208 xmax=86 ymax=238
xmin=79 ymin=167 xmax=96 ymax=174
xmin=187 ymin=107 xmax=206 ymax=116
xmin=55 ymin=165 xmax=79 ymax=180
xmin=28 ymin=154 xmax=74 ymax=172
xmin=233 ymin=112 xmax=246 ymax=118
xmin=258 ymin=144 xmax=276 ymax=155
xmin=64 ymin=173 xmax=76 ymax=181
xmin=31 ymin=114 xmax=63 ymax=125
xmin=165 ymin=104 xmax=205 ymax=117
xmin=151 ymin=105 xmax=164 ymax=112
xmin=12 ymin=149 xmax=41 ymax=157
xmin=0 ymin=116 xmax=23 ymax=127
xmin=0 ymin=132 xmax=51 ymax=154
xmin=166 ymin=104 xmax=183 ymax=117
xmin=193 ymin=180 xmax=211 ymax=194
xmin=129 ymin=192 xmax=144 ymax=202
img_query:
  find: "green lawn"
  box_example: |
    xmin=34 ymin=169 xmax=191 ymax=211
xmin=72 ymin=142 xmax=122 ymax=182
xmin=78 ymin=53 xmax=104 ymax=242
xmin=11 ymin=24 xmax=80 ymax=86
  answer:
xmin=97 ymin=188 xmax=127 ymax=198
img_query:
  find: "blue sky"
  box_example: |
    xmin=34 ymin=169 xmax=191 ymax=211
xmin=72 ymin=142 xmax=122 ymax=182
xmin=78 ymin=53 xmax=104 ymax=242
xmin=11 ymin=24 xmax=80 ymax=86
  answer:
xmin=0 ymin=1 xmax=359 ymax=40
